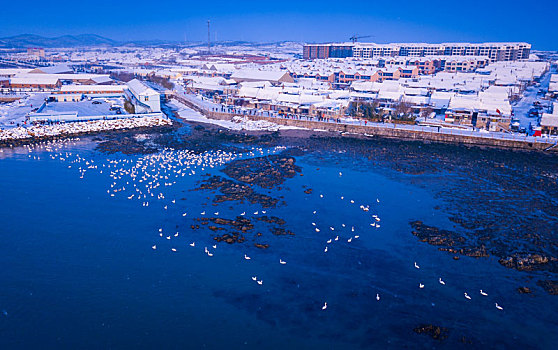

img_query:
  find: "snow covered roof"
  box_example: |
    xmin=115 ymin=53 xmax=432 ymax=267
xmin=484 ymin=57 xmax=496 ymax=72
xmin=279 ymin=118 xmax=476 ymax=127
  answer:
xmin=449 ymin=94 xmax=511 ymax=115
xmin=541 ymin=114 xmax=558 ymax=128
xmin=231 ymin=69 xmax=293 ymax=83
xmin=10 ymin=76 xmax=60 ymax=85
xmin=60 ymin=85 xmax=125 ymax=93
xmin=127 ymin=79 xmax=159 ymax=97
xmin=0 ymin=68 xmax=33 ymax=77
xmin=30 ymin=64 xmax=73 ymax=74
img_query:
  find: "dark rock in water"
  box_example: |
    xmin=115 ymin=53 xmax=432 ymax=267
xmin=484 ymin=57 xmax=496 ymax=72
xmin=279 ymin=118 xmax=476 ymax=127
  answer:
xmin=196 ymin=175 xmax=279 ymax=208
xmin=517 ymin=286 xmax=532 ymax=294
xmin=209 ymin=216 xmax=254 ymax=232
xmin=208 ymin=226 xmax=223 ymax=232
xmin=256 ymin=216 xmax=286 ymax=226
xmin=536 ymin=280 xmax=558 ymax=295
xmin=271 ymin=227 xmax=294 ymax=236
xmin=254 ymin=243 xmax=269 ymax=249
xmin=498 ymin=254 xmax=556 ymax=272
xmin=413 ymin=324 xmax=448 ymax=340
xmin=222 ymin=155 xmax=302 ymax=189
xmin=214 ymin=233 xmax=245 ymax=244
xmin=96 ymin=136 xmax=158 ymax=155
xmin=94 ymin=123 xmax=178 ymax=155
xmin=410 ymin=221 xmax=489 ymax=258
xmin=304 ymin=188 xmax=313 ymax=194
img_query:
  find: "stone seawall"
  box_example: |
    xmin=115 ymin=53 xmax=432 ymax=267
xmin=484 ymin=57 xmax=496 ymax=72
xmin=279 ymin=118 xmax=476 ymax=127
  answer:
xmin=171 ymin=95 xmax=558 ymax=153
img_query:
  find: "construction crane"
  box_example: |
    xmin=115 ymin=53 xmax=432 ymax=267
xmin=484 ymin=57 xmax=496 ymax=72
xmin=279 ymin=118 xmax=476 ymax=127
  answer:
xmin=350 ymin=35 xmax=372 ymax=43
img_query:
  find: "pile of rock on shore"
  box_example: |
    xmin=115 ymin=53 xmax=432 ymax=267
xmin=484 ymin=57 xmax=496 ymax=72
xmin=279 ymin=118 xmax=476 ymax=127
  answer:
xmin=0 ymin=116 xmax=171 ymax=142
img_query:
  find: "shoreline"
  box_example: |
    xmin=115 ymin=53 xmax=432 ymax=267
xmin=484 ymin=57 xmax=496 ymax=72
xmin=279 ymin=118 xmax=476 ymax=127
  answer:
xmin=170 ymin=95 xmax=558 ymax=154
xmin=170 ymin=104 xmax=558 ymax=154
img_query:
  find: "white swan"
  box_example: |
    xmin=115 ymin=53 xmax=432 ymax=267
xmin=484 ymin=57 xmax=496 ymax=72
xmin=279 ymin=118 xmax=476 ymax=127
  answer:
xmin=244 ymin=254 xmax=251 ymax=260
xmin=439 ymin=278 xmax=445 ymax=285
xmin=376 ymin=294 xmax=380 ymax=301
xmin=279 ymin=259 xmax=286 ymax=265
xmin=322 ymin=302 xmax=327 ymax=310
xmin=480 ymin=290 xmax=488 ymax=296
xmin=495 ymin=303 xmax=503 ymax=310
xmin=414 ymin=262 xmax=420 ymax=269
xmin=464 ymin=293 xmax=471 ymax=300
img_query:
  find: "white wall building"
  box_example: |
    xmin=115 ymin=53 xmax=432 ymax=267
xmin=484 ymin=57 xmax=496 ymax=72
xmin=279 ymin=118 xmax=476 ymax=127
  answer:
xmin=126 ymin=79 xmax=161 ymax=113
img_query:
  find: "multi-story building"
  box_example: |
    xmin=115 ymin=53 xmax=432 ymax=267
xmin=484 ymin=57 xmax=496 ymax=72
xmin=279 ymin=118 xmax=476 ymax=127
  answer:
xmin=27 ymin=47 xmax=45 ymax=58
xmin=303 ymin=44 xmax=353 ymax=59
xmin=303 ymin=42 xmax=531 ymax=62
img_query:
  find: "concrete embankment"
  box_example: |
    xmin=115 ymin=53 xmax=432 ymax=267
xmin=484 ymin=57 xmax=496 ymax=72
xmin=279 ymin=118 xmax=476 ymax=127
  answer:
xmin=171 ymin=95 xmax=558 ymax=154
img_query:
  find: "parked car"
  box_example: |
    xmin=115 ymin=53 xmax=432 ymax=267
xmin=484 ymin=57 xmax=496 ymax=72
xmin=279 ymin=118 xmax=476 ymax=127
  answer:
xmin=92 ymin=100 xmax=102 ymax=104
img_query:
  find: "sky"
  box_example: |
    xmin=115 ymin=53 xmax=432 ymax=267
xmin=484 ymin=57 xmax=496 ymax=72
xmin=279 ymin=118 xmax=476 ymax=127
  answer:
xmin=1 ymin=0 xmax=556 ymax=50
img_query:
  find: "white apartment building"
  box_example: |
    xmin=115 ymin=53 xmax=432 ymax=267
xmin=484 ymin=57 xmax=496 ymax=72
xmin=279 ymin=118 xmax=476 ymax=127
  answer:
xmin=349 ymin=42 xmax=531 ymax=61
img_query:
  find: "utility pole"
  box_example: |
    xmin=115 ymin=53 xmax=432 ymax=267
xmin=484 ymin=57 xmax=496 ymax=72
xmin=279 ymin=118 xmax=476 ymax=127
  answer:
xmin=207 ymin=20 xmax=211 ymax=55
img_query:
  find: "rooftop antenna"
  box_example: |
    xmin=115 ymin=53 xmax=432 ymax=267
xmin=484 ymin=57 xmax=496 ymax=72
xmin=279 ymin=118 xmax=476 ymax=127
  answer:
xmin=207 ymin=20 xmax=211 ymax=54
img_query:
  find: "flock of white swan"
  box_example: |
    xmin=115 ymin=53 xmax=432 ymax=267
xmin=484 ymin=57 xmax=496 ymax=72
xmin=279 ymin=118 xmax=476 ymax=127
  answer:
xmin=15 ymin=137 xmax=506 ymax=313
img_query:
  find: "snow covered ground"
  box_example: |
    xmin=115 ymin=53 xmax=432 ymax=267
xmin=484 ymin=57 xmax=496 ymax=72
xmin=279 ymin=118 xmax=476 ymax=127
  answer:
xmin=512 ymin=68 xmax=556 ymax=129
xmin=168 ymin=100 xmax=303 ymax=132
xmin=0 ymin=93 xmax=49 ymax=128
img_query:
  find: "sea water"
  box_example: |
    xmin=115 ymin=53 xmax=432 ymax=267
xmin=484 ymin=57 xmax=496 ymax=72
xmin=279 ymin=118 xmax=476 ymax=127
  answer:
xmin=0 ymin=126 xmax=557 ymax=349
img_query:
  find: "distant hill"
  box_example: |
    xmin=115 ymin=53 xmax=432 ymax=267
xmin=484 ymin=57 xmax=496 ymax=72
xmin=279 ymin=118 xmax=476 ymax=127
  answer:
xmin=0 ymin=34 xmax=117 ymax=48
xmin=0 ymin=34 xmax=303 ymax=49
